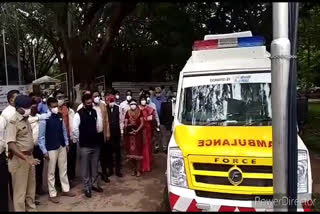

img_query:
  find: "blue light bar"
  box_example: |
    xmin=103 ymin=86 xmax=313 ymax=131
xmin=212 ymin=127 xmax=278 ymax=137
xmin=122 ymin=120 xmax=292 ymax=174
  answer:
xmin=238 ymin=36 xmax=265 ymax=47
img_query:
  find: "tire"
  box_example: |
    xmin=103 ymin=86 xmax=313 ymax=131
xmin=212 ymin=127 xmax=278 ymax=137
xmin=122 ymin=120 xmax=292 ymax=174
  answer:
xmin=160 ymin=182 xmax=171 ymax=211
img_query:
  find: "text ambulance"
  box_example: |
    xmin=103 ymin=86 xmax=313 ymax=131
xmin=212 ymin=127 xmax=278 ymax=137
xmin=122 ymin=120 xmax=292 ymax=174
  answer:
xmin=167 ymin=31 xmax=312 ymax=212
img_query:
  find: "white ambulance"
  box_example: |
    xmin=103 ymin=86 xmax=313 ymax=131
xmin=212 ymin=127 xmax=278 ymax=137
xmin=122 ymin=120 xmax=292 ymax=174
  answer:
xmin=166 ymin=31 xmax=313 ymax=212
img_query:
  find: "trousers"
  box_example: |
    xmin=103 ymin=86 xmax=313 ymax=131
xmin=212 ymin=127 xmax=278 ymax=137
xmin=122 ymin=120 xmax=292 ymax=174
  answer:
xmin=33 ymin=145 xmax=44 ymax=193
xmin=67 ymin=142 xmax=77 ymax=181
xmin=102 ymin=135 xmax=121 ymax=175
xmin=154 ymin=124 xmax=171 ymax=151
xmin=47 ymin=146 xmax=70 ymax=197
xmin=0 ymin=152 xmax=9 ymax=212
xmin=80 ymin=145 xmax=100 ymax=191
xmin=8 ymin=155 xmax=36 ymax=212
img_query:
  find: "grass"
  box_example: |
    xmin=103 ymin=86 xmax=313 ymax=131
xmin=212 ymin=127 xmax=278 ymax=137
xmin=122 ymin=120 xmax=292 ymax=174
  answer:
xmin=299 ymin=102 xmax=320 ymax=211
xmin=301 ymin=102 xmax=320 ymax=154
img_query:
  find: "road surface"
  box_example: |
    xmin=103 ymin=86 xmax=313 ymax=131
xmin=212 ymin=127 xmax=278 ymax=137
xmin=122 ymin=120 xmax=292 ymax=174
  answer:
xmin=37 ymin=153 xmax=168 ymax=212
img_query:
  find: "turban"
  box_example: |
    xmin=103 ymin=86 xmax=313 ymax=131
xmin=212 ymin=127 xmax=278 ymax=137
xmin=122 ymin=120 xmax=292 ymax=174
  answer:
xmin=106 ymin=95 xmax=115 ymax=103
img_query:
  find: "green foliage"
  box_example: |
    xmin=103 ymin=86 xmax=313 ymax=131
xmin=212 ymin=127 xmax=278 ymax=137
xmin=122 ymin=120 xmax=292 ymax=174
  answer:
xmin=298 ymin=3 xmax=320 ymax=90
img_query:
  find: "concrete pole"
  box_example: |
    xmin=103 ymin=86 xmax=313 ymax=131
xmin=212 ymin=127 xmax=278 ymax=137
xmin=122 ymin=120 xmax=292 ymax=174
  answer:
xmin=271 ymin=2 xmax=291 ymax=211
xmin=2 ymin=29 xmax=8 ymax=85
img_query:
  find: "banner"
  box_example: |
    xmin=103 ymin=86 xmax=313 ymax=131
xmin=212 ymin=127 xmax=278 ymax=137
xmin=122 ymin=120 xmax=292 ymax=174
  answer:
xmin=0 ymin=85 xmax=29 ymax=112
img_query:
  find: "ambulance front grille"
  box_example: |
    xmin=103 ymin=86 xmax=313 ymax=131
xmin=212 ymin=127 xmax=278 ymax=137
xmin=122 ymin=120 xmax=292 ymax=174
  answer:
xmin=193 ymin=163 xmax=272 ymax=173
xmin=187 ymin=156 xmax=273 ymax=195
xmin=195 ymin=175 xmax=272 ymax=187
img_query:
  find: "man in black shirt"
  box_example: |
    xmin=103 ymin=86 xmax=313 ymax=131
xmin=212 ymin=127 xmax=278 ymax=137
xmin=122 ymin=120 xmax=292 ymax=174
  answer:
xmin=105 ymin=95 xmax=122 ymax=178
xmin=72 ymin=94 xmax=103 ymax=198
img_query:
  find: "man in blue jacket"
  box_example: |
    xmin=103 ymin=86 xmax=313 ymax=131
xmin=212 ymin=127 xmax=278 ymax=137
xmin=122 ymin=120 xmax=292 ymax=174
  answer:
xmin=38 ymin=97 xmax=75 ymax=204
xmin=152 ymin=87 xmax=168 ymax=153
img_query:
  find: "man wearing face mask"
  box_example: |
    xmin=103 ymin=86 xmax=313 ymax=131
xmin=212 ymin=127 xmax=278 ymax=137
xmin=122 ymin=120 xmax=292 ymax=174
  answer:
xmin=119 ymin=90 xmax=133 ymax=137
xmin=76 ymin=90 xmax=92 ymax=111
xmin=5 ymin=95 xmax=41 ymax=211
xmin=37 ymin=94 xmax=49 ymax=114
xmin=53 ymin=90 xmax=71 ymax=188
xmin=104 ymin=95 xmax=122 ymax=179
xmin=92 ymin=90 xmax=111 ymax=181
xmin=114 ymin=90 xmax=121 ymax=106
xmin=152 ymin=87 xmax=168 ymax=153
xmin=73 ymin=94 xmax=103 ymax=198
xmin=38 ymin=98 xmax=76 ymax=204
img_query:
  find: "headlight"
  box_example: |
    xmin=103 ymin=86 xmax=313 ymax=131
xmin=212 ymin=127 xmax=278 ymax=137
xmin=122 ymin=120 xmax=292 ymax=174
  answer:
xmin=298 ymin=150 xmax=308 ymax=194
xmin=170 ymin=147 xmax=188 ymax=188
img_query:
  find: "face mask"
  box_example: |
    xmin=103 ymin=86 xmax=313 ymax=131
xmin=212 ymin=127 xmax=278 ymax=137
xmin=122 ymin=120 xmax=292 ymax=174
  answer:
xmin=85 ymin=104 xmax=93 ymax=110
xmin=109 ymin=102 xmax=115 ymax=108
xmin=126 ymin=95 xmax=132 ymax=101
xmin=22 ymin=108 xmax=31 ymax=117
xmin=146 ymin=97 xmax=150 ymax=103
xmin=51 ymin=107 xmax=59 ymax=114
xmin=130 ymin=105 xmax=137 ymax=110
xmin=94 ymin=97 xmax=100 ymax=104
xmin=42 ymin=98 xmax=47 ymax=103
xmin=115 ymin=95 xmax=120 ymax=100
xmin=141 ymin=100 xmax=147 ymax=106
xmin=57 ymin=99 xmax=64 ymax=106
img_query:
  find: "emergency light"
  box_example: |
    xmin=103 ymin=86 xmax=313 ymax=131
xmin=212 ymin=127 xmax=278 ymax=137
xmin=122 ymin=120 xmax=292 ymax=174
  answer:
xmin=193 ymin=36 xmax=265 ymax=51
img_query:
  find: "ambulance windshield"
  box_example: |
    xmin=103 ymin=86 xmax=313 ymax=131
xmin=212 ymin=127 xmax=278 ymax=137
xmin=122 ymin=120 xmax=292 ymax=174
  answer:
xmin=180 ymin=72 xmax=272 ymax=126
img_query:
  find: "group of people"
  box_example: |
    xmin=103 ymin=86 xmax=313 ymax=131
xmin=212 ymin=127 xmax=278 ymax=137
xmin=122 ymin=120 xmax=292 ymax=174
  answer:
xmin=0 ymin=85 xmax=175 ymax=212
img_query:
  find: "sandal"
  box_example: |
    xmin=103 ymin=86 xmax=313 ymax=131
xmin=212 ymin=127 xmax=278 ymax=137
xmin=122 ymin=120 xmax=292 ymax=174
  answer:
xmin=136 ymin=171 xmax=141 ymax=177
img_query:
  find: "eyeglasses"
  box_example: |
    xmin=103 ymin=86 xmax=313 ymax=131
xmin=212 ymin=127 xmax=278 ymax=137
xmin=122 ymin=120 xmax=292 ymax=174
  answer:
xmin=56 ymin=95 xmax=65 ymax=99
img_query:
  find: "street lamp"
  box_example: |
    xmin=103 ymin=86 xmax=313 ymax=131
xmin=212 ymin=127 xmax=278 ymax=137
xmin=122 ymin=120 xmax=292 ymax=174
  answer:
xmin=32 ymin=38 xmax=37 ymax=80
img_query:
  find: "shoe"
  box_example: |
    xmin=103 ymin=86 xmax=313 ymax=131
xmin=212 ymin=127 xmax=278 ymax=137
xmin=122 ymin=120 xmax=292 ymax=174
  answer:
xmin=61 ymin=191 xmax=76 ymax=197
xmin=102 ymin=175 xmax=110 ymax=183
xmin=36 ymin=188 xmax=46 ymax=195
xmin=92 ymin=186 xmax=103 ymax=193
xmin=49 ymin=196 xmax=59 ymax=204
xmin=35 ymin=200 xmax=40 ymax=205
xmin=116 ymin=172 xmax=123 ymax=177
xmin=84 ymin=190 xmax=92 ymax=198
xmin=108 ymin=170 xmax=114 ymax=177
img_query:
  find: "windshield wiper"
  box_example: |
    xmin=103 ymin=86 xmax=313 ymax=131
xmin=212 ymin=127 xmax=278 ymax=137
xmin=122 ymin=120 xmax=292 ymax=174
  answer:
xmin=245 ymin=119 xmax=272 ymax=126
xmin=204 ymin=119 xmax=239 ymax=126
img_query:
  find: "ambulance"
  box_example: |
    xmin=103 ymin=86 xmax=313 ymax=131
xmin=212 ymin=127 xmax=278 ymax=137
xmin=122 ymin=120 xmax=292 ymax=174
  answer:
xmin=166 ymin=31 xmax=313 ymax=212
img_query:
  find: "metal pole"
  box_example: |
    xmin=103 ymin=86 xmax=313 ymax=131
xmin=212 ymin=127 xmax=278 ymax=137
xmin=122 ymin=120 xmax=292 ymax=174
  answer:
xmin=15 ymin=12 xmax=22 ymax=85
xmin=271 ymin=2 xmax=291 ymax=211
xmin=2 ymin=29 xmax=8 ymax=85
xmin=33 ymin=44 xmax=36 ymax=80
xmin=67 ymin=4 xmax=73 ymax=102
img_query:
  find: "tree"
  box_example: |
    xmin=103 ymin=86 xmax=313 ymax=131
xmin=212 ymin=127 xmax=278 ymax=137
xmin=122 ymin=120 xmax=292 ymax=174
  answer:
xmin=14 ymin=2 xmax=137 ymax=90
xmin=0 ymin=3 xmax=57 ymax=83
xmin=297 ymin=3 xmax=320 ymax=90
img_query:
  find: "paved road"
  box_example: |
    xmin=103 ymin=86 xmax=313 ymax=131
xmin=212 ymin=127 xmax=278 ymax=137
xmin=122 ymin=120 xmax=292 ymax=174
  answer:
xmin=37 ymin=153 xmax=168 ymax=212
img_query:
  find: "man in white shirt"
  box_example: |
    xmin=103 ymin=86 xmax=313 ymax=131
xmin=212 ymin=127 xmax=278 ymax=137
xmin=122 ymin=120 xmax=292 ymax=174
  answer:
xmin=119 ymin=90 xmax=133 ymax=137
xmin=0 ymin=90 xmax=19 ymax=212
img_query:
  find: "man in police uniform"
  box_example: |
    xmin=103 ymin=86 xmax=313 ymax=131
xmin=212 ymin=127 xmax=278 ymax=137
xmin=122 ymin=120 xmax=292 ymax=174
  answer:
xmin=5 ymin=95 xmax=40 ymax=211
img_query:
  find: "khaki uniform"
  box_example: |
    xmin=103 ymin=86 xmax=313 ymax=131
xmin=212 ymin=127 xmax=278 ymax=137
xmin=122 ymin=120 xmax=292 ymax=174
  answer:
xmin=5 ymin=112 xmax=36 ymax=212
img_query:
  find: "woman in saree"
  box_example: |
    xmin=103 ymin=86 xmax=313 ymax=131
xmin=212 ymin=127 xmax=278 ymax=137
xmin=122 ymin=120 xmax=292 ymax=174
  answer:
xmin=139 ymin=95 xmax=156 ymax=172
xmin=124 ymin=99 xmax=144 ymax=177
